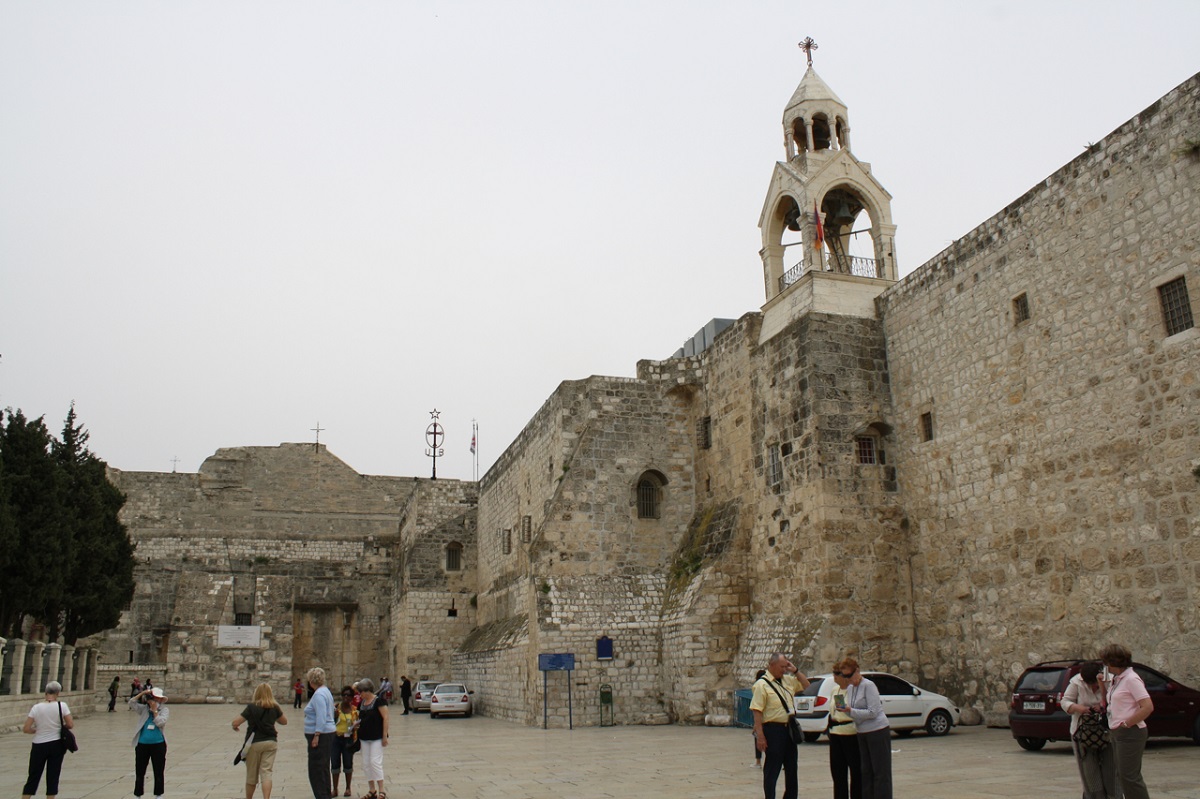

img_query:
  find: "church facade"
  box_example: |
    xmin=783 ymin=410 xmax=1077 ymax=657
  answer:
xmin=102 ymin=66 xmax=1200 ymax=727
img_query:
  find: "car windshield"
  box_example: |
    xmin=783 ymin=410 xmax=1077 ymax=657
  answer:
xmin=1016 ymin=668 xmax=1066 ymax=692
xmin=801 ymin=678 xmax=825 ymax=696
xmin=417 ymin=682 xmax=440 ymax=691
xmin=435 ymin=684 xmax=465 ymax=693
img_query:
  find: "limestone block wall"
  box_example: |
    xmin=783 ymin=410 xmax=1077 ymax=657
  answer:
xmin=877 ymin=72 xmax=1200 ymax=721
xmin=454 ymin=611 xmax=530 ymax=722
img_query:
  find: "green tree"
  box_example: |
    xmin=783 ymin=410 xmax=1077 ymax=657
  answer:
xmin=53 ymin=404 xmax=135 ymax=643
xmin=0 ymin=409 xmax=68 ymax=637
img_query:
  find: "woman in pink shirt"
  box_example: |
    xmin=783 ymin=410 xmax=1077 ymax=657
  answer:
xmin=1099 ymin=644 xmax=1153 ymax=799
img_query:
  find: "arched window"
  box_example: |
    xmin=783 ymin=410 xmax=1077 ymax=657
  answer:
xmin=446 ymin=542 xmax=463 ymax=571
xmin=635 ymin=470 xmax=668 ymax=519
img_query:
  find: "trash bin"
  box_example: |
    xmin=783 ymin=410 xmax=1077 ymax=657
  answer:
xmin=599 ymin=683 xmax=614 ymax=727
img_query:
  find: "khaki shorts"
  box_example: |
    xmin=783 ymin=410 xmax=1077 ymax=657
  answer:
xmin=244 ymin=740 xmax=277 ymax=785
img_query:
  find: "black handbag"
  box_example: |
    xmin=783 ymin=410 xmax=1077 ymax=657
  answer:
xmin=58 ymin=702 xmax=78 ymax=753
xmin=1073 ymin=709 xmax=1110 ymax=751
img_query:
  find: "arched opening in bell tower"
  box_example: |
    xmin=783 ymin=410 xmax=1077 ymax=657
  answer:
xmin=812 ymin=114 xmax=833 ymax=150
xmin=820 ymin=187 xmax=879 ymax=277
xmin=774 ymin=194 xmax=807 ymax=291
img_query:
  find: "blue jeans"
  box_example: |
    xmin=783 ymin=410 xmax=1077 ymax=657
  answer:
xmin=330 ymin=735 xmax=355 ymax=774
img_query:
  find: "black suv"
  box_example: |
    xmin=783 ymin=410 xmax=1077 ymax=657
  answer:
xmin=1009 ymin=660 xmax=1200 ymax=750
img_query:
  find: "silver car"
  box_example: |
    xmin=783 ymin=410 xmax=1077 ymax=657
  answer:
xmin=429 ymin=683 xmax=473 ymax=718
xmin=411 ymin=680 xmax=443 ymax=712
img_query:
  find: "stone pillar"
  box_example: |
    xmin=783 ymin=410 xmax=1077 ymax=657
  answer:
xmin=61 ymin=645 xmax=76 ymax=692
xmin=784 ymin=128 xmax=795 ymax=160
xmin=8 ymin=639 xmax=27 ymax=695
xmin=841 ymin=124 xmax=851 ymax=152
xmin=45 ymin=643 xmax=62 ymax=691
xmin=28 ymin=641 xmax=46 ymax=694
xmin=86 ymin=648 xmax=99 ymax=691
xmin=804 ymin=120 xmax=815 ymax=152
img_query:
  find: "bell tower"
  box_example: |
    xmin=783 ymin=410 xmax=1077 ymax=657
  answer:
xmin=758 ymin=41 xmax=898 ymax=327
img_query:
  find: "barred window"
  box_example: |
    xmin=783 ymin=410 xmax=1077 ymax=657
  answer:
xmin=767 ymin=445 xmax=782 ymax=486
xmin=446 ymin=542 xmax=463 ymax=571
xmin=521 ymin=515 xmax=532 ymax=543
xmin=1013 ymin=293 xmax=1030 ymax=324
xmin=856 ymin=436 xmax=878 ymax=464
xmin=636 ymin=471 xmax=666 ymax=519
xmin=697 ymin=416 xmax=712 ymax=449
xmin=234 ymin=612 xmax=253 ymax=626
xmin=502 ymin=528 xmax=512 ymax=555
xmin=1159 ymin=277 xmax=1194 ymax=336
xmin=921 ymin=412 xmax=935 ymax=442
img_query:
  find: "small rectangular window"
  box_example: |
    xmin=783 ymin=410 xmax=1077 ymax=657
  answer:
xmin=446 ymin=544 xmax=462 ymax=571
xmin=1013 ymin=293 xmax=1030 ymax=324
xmin=234 ymin=612 xmax=253 ymax=626
xmin=1159 ymin=277 xmax=1194 ymax=336
xmin=855 ymin=436 xmax=877 ymax=465
xmin=503 ymin=528 xmax=512 ymax=555
xmin=921 ymin=412 xmax=934 ymax=442
xmin=698 ymin=416 xmax=713 ymax=449
xmin=767 ymin=445 xmax=782 ymax=486
xmin=521 ymin=515 xmax=532 ymax=543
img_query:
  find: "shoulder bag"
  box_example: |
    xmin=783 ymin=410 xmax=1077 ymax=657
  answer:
xmin=762 ymin=678 xmax=804 ymax=745
xmin=233 ymin=707 xmax=257 ymax=764
xmin=58 ymin=702 xmax=78 ymax=753
xmin=1073 ymin=708 xmax=1110 ymax=752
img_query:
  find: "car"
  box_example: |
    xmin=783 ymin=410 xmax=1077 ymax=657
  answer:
xmin=794 ymin=672 xmax=961 ymax=740
xmin=411 ymin=680 xmax=443 ymax=712
xmin=1008 ymin=660 xmax=1200 ymax=750
xmin=429 ymin=682 xmax=473 ymax=718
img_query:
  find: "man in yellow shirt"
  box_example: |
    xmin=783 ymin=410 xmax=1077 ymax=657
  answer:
xmin=751 ymin=653 xmax=810 ymax=799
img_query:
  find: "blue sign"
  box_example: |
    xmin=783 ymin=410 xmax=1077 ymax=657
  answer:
xmin=538 ymin=653 xmax=575 ymax=671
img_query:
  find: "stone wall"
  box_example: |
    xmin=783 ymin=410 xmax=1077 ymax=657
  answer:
xmin=877 ymin=72 xmax=1200 ymax=722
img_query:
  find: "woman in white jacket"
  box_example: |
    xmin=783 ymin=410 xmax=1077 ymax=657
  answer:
xmin=1059 ymin=662 xmax=1118 ymax=799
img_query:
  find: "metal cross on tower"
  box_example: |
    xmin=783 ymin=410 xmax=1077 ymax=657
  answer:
xmin=311 ymin=421 xmax=324 ymax=452
xmin=426 ymin=409 xmax=445 ymax=480
xmin=798 ymin=37 xmax=818 ymax=67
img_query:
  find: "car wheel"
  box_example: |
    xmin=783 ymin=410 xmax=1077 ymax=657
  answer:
xmin=430 ymin=711 xmax=438 ymax=719
xmin=1192 ymin=715 xmax=1200 ymax=745
xmin=894 ymin=729 xmax=913 ymax=738
xmin=1016 ymin=736 xmax=1046 ymax=751
xmin=925 ymin=709 xmax=952 ymax=736
xmin=465 ymin=708 xmax=473 ymax=718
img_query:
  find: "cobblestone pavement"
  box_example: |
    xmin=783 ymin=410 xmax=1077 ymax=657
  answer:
xmin=3 ymin=704 xmax=1198 ymax=798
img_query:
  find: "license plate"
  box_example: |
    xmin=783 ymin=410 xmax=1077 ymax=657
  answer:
xmin=1023 ymin=701 xmax=1045 ymax=711
xmin=794 ymin=698 xmax=812 ymax=713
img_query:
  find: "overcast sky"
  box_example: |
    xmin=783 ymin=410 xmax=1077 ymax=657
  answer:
xmin=2 ymin=1 xmax=1197 ymax=481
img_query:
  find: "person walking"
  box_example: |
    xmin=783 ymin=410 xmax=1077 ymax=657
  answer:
xmin=108 ymin=675 xmax=121 ymax=712
xmin=303 ymin=667 xmax=336 ymax=799
xmin=355 ymin=678 xmax=390 ymax=799
xmin=1060 ymin=661 xmax=1119 ymax=799
xmin=1100 ymin=644 xmax=1153 ymax=799
xmin=129 ymin=687 xmax=169 ymax=799
xmin=837 ymin=658 xmax=891 ymax=799
xmin=750 ymin=653 xmax=810 ymax=799
xmin=331 ymin=687 xmax=359 ymax=798
xmin=21 ymin=681 xmax=73 ymax=799
xmin=233 ymin=683 xmax=288 ymax=799
xmin=828 ymin=662 xmax=862 ymax=799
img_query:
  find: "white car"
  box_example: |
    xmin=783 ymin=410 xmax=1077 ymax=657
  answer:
xmin=794 ymin=672 xmax=960 ymax=739
xmin=429 ymin=682 xmax=473 ymax=718
xmin=411 ymin=680 xmax=443 ymax=712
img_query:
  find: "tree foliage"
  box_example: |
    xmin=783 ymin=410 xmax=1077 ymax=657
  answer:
xmin=0 ymin=404 xmax=135 ymax=642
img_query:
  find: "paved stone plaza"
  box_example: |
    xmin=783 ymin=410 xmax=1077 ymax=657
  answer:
xmin=3 ymin=705 xmax=1197 ymax=798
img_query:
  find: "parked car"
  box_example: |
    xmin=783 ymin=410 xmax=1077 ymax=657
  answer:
xmin=411 ymin=680 xmax=443 ymax=712
xmin=794 ymin=672 xmax=960 ymax=740
xmin=1009 ymin=660 xmax=1200 ymax=750
xmin=429 ymin=682 xmax=473 ymax=718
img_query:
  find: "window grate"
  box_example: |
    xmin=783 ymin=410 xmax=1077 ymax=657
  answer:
xmin=921 ymin=412 xmax=934 ymax=442
xmin=856 ymin=436 xmax=877 ymax=464
xmin=1013 ymin=293 xmax=1030 ymax=324
xmin=502 ymin=529 xmax=512 ymax=555
xmin=1159 ymin=277 xmax=1194 ymax=336
xmin=637 ymin=479 xmax=660 ymax=519
xmin=767 ymin=445 xmax=782 ymax=486
xmin=446 ymin=542 xmax=463 ymax=571
xmin=521 ymin=515 xmax=532 ymax=543
xmin=697 ymin=416 xmax=712 ymax=449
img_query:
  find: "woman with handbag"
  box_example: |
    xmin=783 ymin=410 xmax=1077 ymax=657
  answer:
xmin=836 ymin=659 xmax=891 ymax=799
xmin=331 ymin=686 xmax=360 ymax=798
xmin=233 ymin=683 xmax=288 ymax=799
xmin=355 ymin=678 xmax=390 ymax=799
xmin=21 ymin=681 xmax=74 ymax=799
xmin=1060 ymin=662 xmax=1118 ymax=799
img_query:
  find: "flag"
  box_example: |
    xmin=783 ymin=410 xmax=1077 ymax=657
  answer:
xmin=813 ymin=201 xmax=824 ymax=246
xmin=470 ymin=431 xmax=476 ymax=455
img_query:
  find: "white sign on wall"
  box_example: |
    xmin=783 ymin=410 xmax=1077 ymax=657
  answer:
xmin=217 ymin=625 xmax=263 ymax=648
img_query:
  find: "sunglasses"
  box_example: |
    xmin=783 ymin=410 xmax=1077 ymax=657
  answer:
xmin=839 ymin=672 xmax=855 ymax=678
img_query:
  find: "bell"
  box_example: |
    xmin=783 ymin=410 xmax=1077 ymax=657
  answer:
xmin=828 ymin=200 xmax=856 ymax=227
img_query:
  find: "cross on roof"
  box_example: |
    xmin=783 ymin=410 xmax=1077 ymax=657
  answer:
xmin=311 ymin=421 xmax=324 ymax=451
xmin=798 ymin=37 xmax=818 ymax=67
